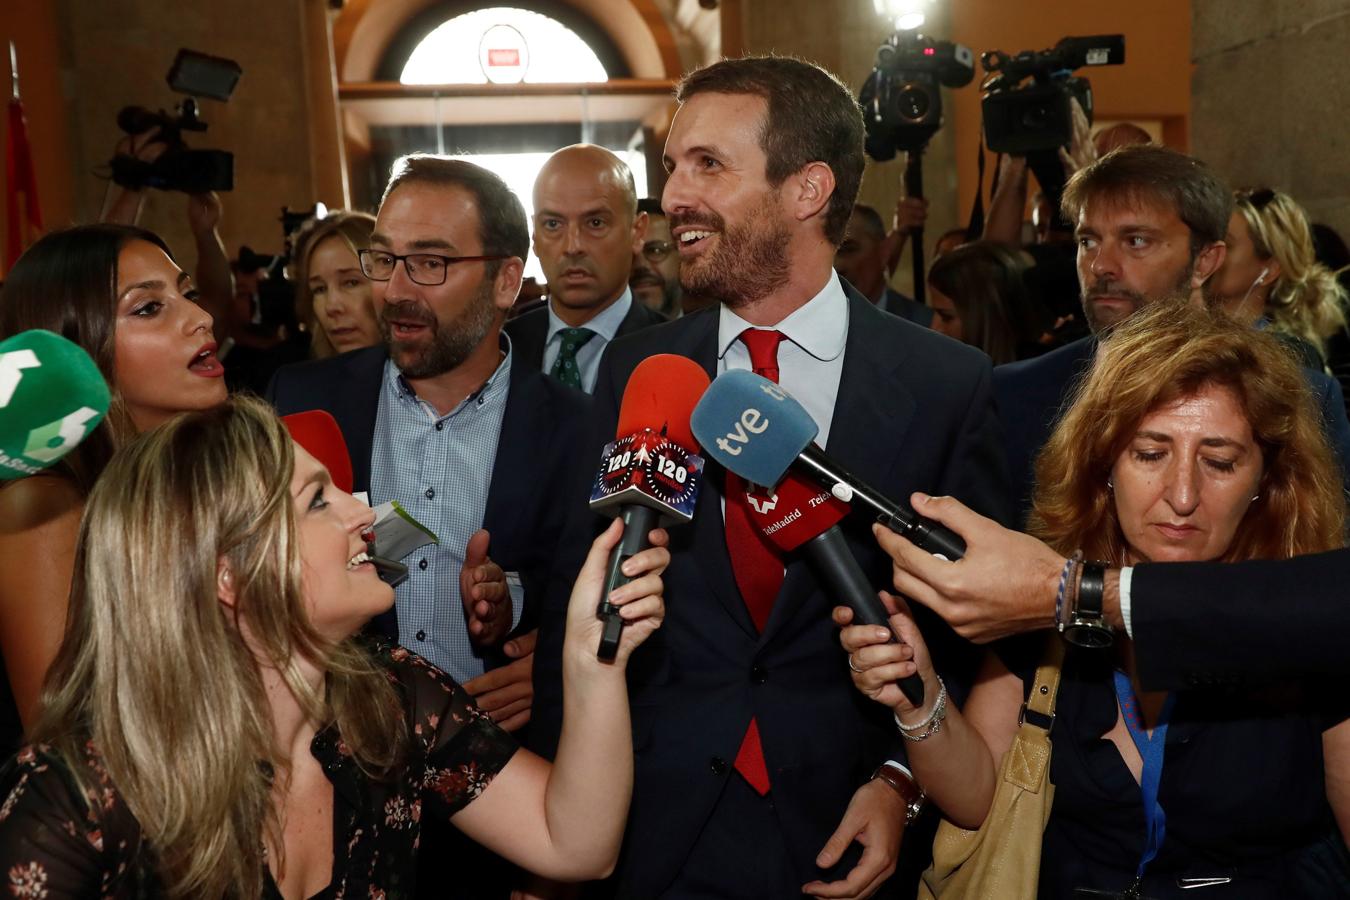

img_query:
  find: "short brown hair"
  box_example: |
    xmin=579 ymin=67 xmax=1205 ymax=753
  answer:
xmin=677 ymin=56 xmax=864 ymax=246
xmin=1061 ymin=145 xmax=1232 ymax=257
xmin=382 ymin=155 xmax=530 ymax=266
xmin=1030 ymin=301 xmax=1345 ymax=564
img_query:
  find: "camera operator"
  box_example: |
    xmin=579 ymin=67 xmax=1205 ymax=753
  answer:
xmin=100 ymin=127 xmax=234 ymax=344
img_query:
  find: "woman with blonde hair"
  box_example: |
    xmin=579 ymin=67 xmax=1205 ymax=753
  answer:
xmin=1212 ymin=187 xmax=1349 ymax=367
xmin=841 ymin=302 xmax=1350 ymax=896
xmin=293 ymin=210 xmax=382 ymax=357
xmin=0 ymin=397 xmax=669 ymax=899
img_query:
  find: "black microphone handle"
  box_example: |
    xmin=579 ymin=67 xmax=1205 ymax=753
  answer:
xmin=802 ymin=525 xmax=925 ymax=707
xmin=795 ymin=445 xmax=966 ymax=560
xmin=596 ymin=504 xmax=659 ymax=661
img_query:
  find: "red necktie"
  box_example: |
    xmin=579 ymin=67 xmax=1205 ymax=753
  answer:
xmin=726 ymin=328 xmax=785 ymax=795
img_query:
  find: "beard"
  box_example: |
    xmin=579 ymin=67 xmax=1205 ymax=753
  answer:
xmin=379 ymin=278 xmax=498 ymax=379
xmin=1080 ymin=258 xmax=1196 ymax=334
xmin=673 ymin=191 xmax=791 ymax=309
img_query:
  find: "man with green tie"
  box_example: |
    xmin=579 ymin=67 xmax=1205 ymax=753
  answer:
xmin=505 ymin=144 xmax=667 ymax=392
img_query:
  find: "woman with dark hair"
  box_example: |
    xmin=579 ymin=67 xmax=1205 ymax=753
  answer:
xmin=841 ymin=303 xmax=1350 ymax=896
xmin=926 ymin=240 xmax=1050 ymax=365
xmin=292 ymin=210 xmax=382 ymax=358
xmin=0 ymin=225 xmax=227 ymax=740
xmin=0 ymin=397 xmax=669 ymax=898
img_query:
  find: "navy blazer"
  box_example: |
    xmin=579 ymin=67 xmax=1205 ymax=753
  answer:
xmin=502 ymin=296 xmax=666 ymax=380
xmin=531 ymin=285 xmax=1013 ymax=897
xmin=1131 ymin=548 xmax=1350 ymax=691
xmin=265 ymin=344 xmax=592 ymax=655
xmin=994 ymin=335 xmax=1350 ymax=523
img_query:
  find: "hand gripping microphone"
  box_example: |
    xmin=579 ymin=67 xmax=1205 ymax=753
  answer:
xmin=742 ymin=470 xmax=925 ymax=706
xmin=0 ymin=330 xmax=111 ymax=480
xmin=690 ymin=369 xmax=967 ymax=560
xmin=589 ymin=354 xmax=710 ymax=660
xmin=281 ymin=409 xmax=408 ymax=588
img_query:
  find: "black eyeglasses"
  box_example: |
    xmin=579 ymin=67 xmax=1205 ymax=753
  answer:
xmin=1238 ymin=187 xmax=1277 ymax=211
xmin=358 ymin=249 xmax=510 ymax=286
xmin=641 ymin=240 xmax=674 ymax=262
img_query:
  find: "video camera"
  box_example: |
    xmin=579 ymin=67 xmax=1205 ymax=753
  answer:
xmin=860 ymin=30 xmax=974 ymax=160
xmin=980 ymin=35 xmax=1125 ymax=156
xmin=110 ymin=49 xmax=241 ymax=194
xmin=239 ymin=204 xmax=328 ymax=335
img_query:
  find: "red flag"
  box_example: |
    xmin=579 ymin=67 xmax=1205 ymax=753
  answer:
xmin=6 ymin=93 xmax=43 ymax=270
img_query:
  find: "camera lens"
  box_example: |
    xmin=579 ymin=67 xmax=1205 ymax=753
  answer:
xmin=897 ymin=86 xmax=930 ymax=122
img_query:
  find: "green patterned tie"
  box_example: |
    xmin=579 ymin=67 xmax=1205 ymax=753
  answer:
xmin=549 ymin=327 xmax=598 ymax=389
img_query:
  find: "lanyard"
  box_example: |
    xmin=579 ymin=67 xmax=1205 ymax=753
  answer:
xmin=1112 ymin=670 xmax=1177 ymax=878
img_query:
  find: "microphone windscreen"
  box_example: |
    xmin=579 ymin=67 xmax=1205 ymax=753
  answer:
xmin=0 ymin=329 xmax=111 ymax=480
xmin=282 ymin=409 xmax=354 ymax=494
xmin=744 ymin=469 xmax=849 ymax=552
xmin=690 ymin=369 xmax=817 ymax=487
xmin=615 ymin=354 xmax=711 ymax=451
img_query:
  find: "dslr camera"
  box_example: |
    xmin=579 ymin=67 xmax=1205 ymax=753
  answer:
xmin=860 ymin=30 xmax=974 ymax=160
xmin=110 ymin=49 xmax=241 ymax=193
xmin=980 ymin=35 xmax=1125 ymax=155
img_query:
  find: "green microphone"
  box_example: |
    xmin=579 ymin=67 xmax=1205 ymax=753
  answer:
xmin=0 ymin=329 xmax=111 ymax=480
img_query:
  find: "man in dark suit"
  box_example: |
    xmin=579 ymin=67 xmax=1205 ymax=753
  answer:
xmin=504 ymin=144 xmax=665 ymax=394
xmin=834 ymin=203 xmax=933 ymax=326
xmin=995 ymin=145 xmax=1350 ymax=520
xmin=268 ymin=156 xmax=590 ymax=899
xmin=532 ymin=57 xmax=1011 ymax=899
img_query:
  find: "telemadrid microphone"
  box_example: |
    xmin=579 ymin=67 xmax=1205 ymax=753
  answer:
xmin=589 ymin=354 xmax=710 ymax=660
xmin=689 ymin=369 xmax=966 ymax=560
xmin=280 ymin=409 xmax=407 ymax=588
xmin=742 ymin=470 xmax=925 ymax=705
xmin=0 ymin=330 xmax=111 ymax=480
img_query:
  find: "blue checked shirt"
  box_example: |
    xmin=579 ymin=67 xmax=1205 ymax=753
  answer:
xmin=369 ymin=339 xmax=522 ymax=682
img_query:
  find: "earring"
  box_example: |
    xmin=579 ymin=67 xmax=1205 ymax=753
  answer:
xmin=1251 ymin=494 xmax=1260 ymax=502
xmin=1106 ymin=478 xmax=1114 ymax=491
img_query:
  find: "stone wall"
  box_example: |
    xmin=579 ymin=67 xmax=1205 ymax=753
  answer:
xmin=1192 ymin=0 xmax=1350 ymax=236
xmin=54 ymin=0 xmax=335 ymax=263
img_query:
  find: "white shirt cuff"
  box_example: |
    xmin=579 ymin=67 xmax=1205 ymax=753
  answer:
xmin=1119 ymin=566 xmax=1134 ymax=639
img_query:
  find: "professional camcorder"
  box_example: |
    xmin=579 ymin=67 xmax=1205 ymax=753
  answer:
xmin=110 ymin=49 xmax=242 ymax=193
xmin=980 ymin=35 xmax=1125 ymax=155
xmin=860 ymin=30 xmax=974 ymax=160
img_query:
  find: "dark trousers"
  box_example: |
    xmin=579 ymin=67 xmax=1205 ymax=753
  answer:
xmin=659 ymin=773 xmax=803 ymax=899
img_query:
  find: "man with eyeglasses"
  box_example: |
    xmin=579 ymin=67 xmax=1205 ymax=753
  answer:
xmin=630 ymin=197 xmax=685 ymax=318
xmin=267 ymin=154 xmax=593 ymax=898
xmin=993 ymin=144 xmax=1350 ymax=519
xmin=504 ymin=145 xmax=667 ymax=394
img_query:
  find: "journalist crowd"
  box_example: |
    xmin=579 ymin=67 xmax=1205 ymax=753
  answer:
xmin=4 ymin=27 xmax=1350 ymax=900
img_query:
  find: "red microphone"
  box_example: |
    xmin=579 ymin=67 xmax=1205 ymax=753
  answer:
xmin=590 ymin=354 xmax=710 ymax=659
xmin=281 ymin=410 xmax=407 ymax=588
xmin=281 ymin=410 xmax=353 ymax=494
xmin=744 ymin=468 xmax=924 ymax=706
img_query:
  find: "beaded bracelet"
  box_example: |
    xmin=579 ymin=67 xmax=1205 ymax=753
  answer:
xmin=895 ymin=676 xmax=948 ymax=742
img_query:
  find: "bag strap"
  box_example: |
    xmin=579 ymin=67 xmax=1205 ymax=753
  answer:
xmin=1021 ymin=637 xmax=1066 ymax=732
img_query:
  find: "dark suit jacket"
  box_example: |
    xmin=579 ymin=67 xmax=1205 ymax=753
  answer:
xmin=265 ymin=344 xmax=592 ymax=656
xmin=531 ymin=285 xmax=1013 ymax=897
xmin=880 ymin=286 xmax=934 ymax=327
xmin=1130 ymin=549 xmax=1350 ymax=692
xmin=993 ymin=335 xmax=1350 ymax=523
xmin=502 ymin=296 xmax=666 ymax=381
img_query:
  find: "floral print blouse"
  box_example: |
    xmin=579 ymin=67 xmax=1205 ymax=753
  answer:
xmin=0 ymin=641 xmax=518 ymax=898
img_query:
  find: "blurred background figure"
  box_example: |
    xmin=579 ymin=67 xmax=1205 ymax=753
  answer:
xmin=292 ymin=210 xmax=382 ymax=358
xmin=927 ymin=240 xmax=1051 ymax=364
xmin=835 ymin=202 xmax=933 ymax=325
xmin=630 ymin=197 xmax=682 ymax=317
xmin=1211 ymin=187 xmax=1349 ymax=370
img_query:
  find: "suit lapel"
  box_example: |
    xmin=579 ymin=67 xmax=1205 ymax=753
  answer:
xmin=482 ymin=361 xmax=540 ymax=541
xmin=346 ymin=349 xmax=386 ymax=495
xmin=677 ymin=312 xmax=759 ymax=639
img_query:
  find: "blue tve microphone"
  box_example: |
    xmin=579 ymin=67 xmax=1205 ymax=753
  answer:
xmin=690 ymin=369 xmax=966 ymax=560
